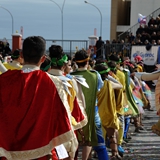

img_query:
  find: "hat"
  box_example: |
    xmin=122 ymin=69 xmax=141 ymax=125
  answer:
xmin=134 ymin=55 xmax=142 ymax=62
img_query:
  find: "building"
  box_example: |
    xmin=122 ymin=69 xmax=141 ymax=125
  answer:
xmin=110 ymin=0 xmax=160 ymax=41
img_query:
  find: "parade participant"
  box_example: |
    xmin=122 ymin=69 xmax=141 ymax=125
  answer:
xmin=122 ymin=62 xmax=142 ymax=133
xmin=48 ymin=45 xmax=88 ymax=160
xmin=0 ymin=36 xmax=76 ymax=160
xmin=107 ymin=54 xmax=127 ymax=155
xmin=94 ymin=63 xmax=123 ymax=160
xmin=64 ymin=54 xmax=73 ymax=75
xmin=134 ymin=56 xmax=153 ymax=110
xmin=40 ymin=55 xmax=51 ymax=72
xmin=134 ymin=55 xmax=144 ymax=72
xmin=71 ymin=50 xmax=109 ymax=160
xmin=3 ymin=49 xmax=23 ymax=70
xmin=0 ymin=60 xmax=7 ymax=74
xmin=134 ymin=68 xmax=160 ymax=136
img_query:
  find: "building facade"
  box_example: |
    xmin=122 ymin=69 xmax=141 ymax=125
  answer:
xmin=110 ymin=0 xmax=160 ymax=41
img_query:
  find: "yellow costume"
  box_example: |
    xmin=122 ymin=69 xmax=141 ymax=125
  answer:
xmin=97 ymin=80 xmax=119 ymax=130
xmin=3 ymin=61 xmax=22 ymax=70
xmin=137 ymin=64 xmax=143 ymax=72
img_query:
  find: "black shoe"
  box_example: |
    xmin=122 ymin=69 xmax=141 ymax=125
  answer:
xmin=138 ymin=126 xmax=146 ymax=131
xmin=118 ymin=151 xmax=123 ymax=158
xmin=126 ymin=135 xmax=132 ymax=139
xmin=123 ymin=138 xmax=129 ymax=143
xmin=135 ymin=127 xmax=142 ymax=133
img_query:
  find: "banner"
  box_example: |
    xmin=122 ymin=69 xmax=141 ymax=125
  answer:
xmin=131 ymin=46 xmax=159 ymax=65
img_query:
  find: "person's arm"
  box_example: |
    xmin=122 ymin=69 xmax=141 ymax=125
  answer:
xmin=135 ymin=71 xmax=160 ymax=81
xmin=0 ymin=61 xmax=7 ymax=73
xmin=109 ymin=80 xmax=123 ymax=89
xmin=107 ymin=75 xmax=123 ymax=89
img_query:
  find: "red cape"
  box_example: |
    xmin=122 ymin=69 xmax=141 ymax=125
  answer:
xmin=0 ymin=70 xmax=74 ymax=159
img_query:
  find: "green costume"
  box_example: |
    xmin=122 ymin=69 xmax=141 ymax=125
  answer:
xmin=123 ymin=69 xmax=139 ymax=117
xmin=71 ymin=70 xmax=98 ymax=146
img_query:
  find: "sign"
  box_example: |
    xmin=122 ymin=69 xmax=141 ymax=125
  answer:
xmin=131 ymin=46 xmax=159 ymax=65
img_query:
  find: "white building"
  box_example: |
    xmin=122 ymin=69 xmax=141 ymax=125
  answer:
xmin=110 ymin=0 xmax=160 ymax=40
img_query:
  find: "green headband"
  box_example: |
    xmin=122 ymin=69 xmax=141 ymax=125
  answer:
xmin=101 ymin=62 xmax=107 ymax=66
xmin=51 ymin=54 xmax=68 ymax=66
xmin=116 ymin=59 xmax=122 ymax=64
xmin=11 ymin=55 xmax=19 ymax=59
xmin=99 ymin=68 xmax=110 ymax=74
xmin=109 ymin=67 xmax=116 ymax=71
xmin=40 ymin=62 xmax=51 ymax=71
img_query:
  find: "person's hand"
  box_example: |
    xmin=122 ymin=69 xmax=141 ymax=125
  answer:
xmin=130 ymin=72 xmax=135 ymax=77
xmin=157 ymin=108 xmax=160 ymax=116
xmin=156 ymin=64 xmax=160 ymax=70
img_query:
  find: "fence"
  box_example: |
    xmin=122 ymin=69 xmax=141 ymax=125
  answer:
xmin=5 ymin=39 xmax=89 ymax=57
xmin=104 ymin=43 xmax=132 ymax=58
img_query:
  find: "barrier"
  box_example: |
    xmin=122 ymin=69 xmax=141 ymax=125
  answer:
xmin=131 ymin=45 xmax=160 ymax=65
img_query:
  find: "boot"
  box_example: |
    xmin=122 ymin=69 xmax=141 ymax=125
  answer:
xmin=152 ymin=119 xmax=160 ymax=136
xmin=109 ymin=136 xmax=122 ymax=160
xmin=134 ymin=117 xmax=142 ymax=133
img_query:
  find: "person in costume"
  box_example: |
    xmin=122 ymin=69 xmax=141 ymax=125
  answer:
xmin=71 ymin=49 xmax=109 ymax=160
xmin=134 ymin=55 xmax=153 ymax=111
xmin=134 ymin=55 xmax=144 ymax=72
xmin=0 ymin=36 xmax=77 ymax=160
xmin=122 ymin=61 xmax=143 ymax=133
xmin=64 ymin=54 xmax=73 ymax=75
xmin=40 ymin=55 xmax=51 ymax=72
xmin=126 ymin=62 xmax=146 ymax=128
xmin=0 ymin=60 xmax=7 ymax=74
xmin=134 ymin=68 xmax=160 ymax=136
xmin=48 ymin=45 xmax=88 ymax=160
xmin=107 ymin=54 xmax=127 ymax=156
xmin=3 ymin=49 xmax=23 ymax=70
xmin=94 ymin=63 xmax=123 ymax=160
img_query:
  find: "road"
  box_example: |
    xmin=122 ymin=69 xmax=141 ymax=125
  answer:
xmin=77 ymin=91 xmax=160 ymax=160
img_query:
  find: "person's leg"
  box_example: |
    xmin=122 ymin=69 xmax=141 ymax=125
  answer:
xmin=134 ymin=116 xmax=141 ymax=133
xmin=82 ymin=146 xmax=92 ymax=160
xmin=152 ymin=119 xmax=160 ymax=136
xmin=123 ymin=116 xmax=131 ymax=139
xmin=117 ymin=115 xmax=125 ymax=156
xmin=106 ymin=128 xmax=122 ymax=160
xmin=93 ymin=107 xmax=109 ymax=160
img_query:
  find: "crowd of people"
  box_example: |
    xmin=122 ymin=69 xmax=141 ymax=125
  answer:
xmin=0 ymin=35 xmax=160 ymax=160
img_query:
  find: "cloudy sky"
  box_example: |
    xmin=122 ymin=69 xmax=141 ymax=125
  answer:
xmin=0 ymin=0 xmax=111 ymax=41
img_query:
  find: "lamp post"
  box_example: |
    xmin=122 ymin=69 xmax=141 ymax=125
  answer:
xmin=0 ymin=5 xmax=14 ymax=34
xmin=50 ymin=0 xmax=66 ymax=47
xmin=84 ymin=1 xmax=102 ymax=37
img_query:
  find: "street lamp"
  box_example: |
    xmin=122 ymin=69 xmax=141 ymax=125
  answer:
xmin=0 ymin=5 xmax=14 ymax=34
xmin=84 ymin=1 xmax=102 ymax=37
xmin=50 ymin=0 xmax=66 ymax=47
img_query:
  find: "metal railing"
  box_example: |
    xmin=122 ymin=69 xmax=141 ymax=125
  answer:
xmin=118 ymin=8 xmax=160 ymax=41
xmin=104 ymin=43 xmax=132 ymax=58
xmin=2 ymin=39 xmax=89 ymax=57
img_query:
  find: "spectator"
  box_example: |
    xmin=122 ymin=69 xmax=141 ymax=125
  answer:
xmin=129 ymin=32 xmax=135 ymax=43
xmin=0 ymin=41 xmax=4 ymax=55
xmin=157 ymin=39 xmax=160 ymax=45
xmin=136 ymin=25 xmax=144 ymax=35
xmin=95 ymin=36 xmax=104 ymax=59
xmin=3 ymin=42 xmax=11 ymax=56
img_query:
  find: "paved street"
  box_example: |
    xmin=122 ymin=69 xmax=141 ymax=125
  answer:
xmin=123 ymin=91 xmax=160 ymax=160
xmin=78 ymin=90 xmax=160 ymax=160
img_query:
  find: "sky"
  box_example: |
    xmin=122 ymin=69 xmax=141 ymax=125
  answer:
xmin=0 ymin=0 xmax=111 ymax=41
